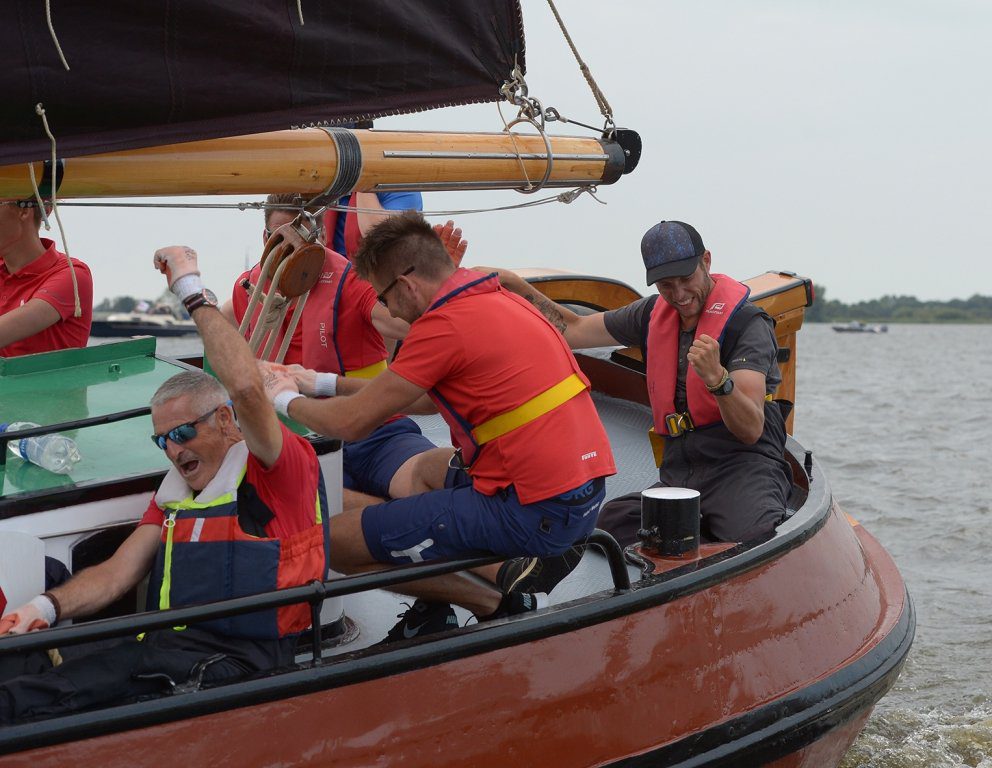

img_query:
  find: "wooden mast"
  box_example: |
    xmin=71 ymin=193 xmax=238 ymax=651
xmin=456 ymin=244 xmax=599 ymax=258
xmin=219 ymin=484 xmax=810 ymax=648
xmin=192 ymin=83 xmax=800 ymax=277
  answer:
xmin=0 ymin=128 xmax=636 ymax=200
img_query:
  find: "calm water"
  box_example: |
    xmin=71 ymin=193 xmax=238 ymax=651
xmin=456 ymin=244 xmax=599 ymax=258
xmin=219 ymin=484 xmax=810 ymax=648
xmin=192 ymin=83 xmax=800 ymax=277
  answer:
xmin=795 ymin=324 xmax=992 ymax=768
xmin=104 ymin=327 xmax=992 ymax=765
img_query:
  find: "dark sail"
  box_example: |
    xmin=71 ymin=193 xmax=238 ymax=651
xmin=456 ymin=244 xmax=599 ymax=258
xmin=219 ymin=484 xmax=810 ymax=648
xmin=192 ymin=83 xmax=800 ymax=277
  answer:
xmin=0 ymin=0 xmax=524 ymax=165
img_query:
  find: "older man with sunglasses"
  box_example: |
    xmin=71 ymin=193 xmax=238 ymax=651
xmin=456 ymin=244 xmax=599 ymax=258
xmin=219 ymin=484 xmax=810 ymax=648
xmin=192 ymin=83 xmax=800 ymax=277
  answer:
xmin=0 ymin=246 xmax=328 ymax=724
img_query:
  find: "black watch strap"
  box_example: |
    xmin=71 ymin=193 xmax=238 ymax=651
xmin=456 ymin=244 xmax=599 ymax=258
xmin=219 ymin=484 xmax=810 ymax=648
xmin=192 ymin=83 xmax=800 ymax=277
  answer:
xmin=182 ymin=288 xmax=218 ymax=314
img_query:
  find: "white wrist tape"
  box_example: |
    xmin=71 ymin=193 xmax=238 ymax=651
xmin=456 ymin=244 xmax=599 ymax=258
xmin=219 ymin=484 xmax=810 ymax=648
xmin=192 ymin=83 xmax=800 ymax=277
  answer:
xmin=314 ymin=372 xmax=338 ymax=397
xmin=274 ymin=390 xmax=304 ymax=417
xmin=171 ymin=273 xmax=204 ymax=302
xmin=29 ymin=595 xmax=57 ymax=627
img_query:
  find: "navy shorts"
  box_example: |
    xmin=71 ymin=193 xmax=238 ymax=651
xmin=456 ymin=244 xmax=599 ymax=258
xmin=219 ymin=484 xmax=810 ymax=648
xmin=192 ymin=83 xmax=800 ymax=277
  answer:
xmin=361 ymin=477 xmax=606 ymax=564
xmin=343 ymin=417 xmax=436 ymax=499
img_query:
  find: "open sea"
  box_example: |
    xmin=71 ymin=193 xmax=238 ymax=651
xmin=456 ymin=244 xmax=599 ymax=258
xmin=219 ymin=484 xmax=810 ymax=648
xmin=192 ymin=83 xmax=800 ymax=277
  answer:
xmin=106 ymin=324 xmax=992 ymax=766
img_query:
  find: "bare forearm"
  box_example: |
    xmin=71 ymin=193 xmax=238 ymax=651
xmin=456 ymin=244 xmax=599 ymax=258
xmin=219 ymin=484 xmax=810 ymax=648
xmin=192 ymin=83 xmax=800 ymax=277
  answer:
xmin=287 ymin=394 xmax=376 ymax=441
xmin=191 ymin=305 xmax=262 ymax=394
xmin=48 ymin=563 xmax=133 ymax=620
xmin=402 ymin=392 xmax=439 ymax=415
xmin=499 ymin=272 xmax=575 ymax=335
xmin=715 ymin=391 xmax=765 ymax=444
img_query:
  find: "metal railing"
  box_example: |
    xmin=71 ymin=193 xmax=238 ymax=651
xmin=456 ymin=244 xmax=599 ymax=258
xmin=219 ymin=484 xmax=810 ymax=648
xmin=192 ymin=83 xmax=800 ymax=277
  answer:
xmin=0 ymin=530 xmax=630 ymax=665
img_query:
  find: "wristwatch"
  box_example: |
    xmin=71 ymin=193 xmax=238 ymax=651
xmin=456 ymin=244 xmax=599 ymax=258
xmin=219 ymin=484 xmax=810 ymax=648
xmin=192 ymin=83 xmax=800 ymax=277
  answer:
xmin=182 ymin=288 xmax=218 ymax=314
xmin=707 ymin=369 xmax=734 ymax=397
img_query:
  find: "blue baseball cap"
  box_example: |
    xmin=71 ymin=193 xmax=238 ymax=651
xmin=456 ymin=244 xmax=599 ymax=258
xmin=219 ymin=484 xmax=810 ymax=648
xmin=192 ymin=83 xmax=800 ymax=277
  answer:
xmin=641 ymin=221 xmax=705 ymax=285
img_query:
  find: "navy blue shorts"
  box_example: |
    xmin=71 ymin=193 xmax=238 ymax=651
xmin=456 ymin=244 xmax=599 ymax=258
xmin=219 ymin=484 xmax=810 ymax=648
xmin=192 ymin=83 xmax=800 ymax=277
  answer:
xmin=361 ymin=477 xmax=606 ymax=564
xmin=343 ymin=417 xmax=436 ymax=499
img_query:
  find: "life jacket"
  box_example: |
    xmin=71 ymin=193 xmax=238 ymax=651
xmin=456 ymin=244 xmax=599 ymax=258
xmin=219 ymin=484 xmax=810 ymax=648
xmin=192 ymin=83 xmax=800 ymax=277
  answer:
xmin=233 ymin=247 xmax=387 ymax=377
xmin=321 ymin=196 xmax=363 ymax=261
xmin=646 ymin=274 xmax=751 ymax=435
xmin=145 ymin=443 xmax=330 ymax=640
xmin=418 ymin=270 xmax=592 ymax=470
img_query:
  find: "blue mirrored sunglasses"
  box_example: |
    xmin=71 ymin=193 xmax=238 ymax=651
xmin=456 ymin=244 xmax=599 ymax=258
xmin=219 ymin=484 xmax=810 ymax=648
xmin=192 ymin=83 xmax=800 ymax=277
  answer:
xmin=150 ymin=400 xmax=232 ymax=450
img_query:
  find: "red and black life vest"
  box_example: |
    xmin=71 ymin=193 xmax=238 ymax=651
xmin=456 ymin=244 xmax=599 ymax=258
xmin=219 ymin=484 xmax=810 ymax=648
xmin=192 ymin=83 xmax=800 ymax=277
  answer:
xmin=646 ymin=274 xmax=751 ymax=434
xmin=145 ymin=449 xmax=330 ymax=640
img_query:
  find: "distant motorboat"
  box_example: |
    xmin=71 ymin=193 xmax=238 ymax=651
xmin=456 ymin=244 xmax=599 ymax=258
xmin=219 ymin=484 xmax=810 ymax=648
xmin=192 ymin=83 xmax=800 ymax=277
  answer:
xmin=832 ymin=321 xmax=888 ymax=334
xmin=90 ymin=304 xmax=198 ymax=338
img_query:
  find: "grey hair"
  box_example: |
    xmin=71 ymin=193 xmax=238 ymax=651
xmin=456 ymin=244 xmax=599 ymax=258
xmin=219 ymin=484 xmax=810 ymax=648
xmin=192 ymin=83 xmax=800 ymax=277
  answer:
xmin=150 ymin=370 xmax=229 ymax=413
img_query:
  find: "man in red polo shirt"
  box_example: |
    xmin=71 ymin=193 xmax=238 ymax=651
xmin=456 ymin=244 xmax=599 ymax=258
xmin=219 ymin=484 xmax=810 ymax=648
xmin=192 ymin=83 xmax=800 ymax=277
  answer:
xmin=262 ymin=211 xmax=616 ymax=639
xmin=0 ymin=201 xmax=92 ymax=357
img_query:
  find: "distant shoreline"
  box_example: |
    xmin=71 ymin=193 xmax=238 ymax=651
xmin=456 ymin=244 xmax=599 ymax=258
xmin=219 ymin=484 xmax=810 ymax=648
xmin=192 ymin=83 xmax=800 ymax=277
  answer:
xmin=806 ymin=288 xmax=991 ymax=325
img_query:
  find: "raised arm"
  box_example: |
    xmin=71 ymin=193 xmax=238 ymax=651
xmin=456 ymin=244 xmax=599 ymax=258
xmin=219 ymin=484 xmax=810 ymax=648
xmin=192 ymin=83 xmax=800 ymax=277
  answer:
xmin=488 ymin=267 xmax=621 ymax=350
xmin=153 ymin=246 xmax=284 ymax=467
xmin=370 ymin=303 xmax=410 ymax=341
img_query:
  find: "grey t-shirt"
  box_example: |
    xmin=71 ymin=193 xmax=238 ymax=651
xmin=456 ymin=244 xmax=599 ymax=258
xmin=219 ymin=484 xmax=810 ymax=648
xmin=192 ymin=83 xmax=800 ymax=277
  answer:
xmin=603 ymin=296 xmax=782 ymax=400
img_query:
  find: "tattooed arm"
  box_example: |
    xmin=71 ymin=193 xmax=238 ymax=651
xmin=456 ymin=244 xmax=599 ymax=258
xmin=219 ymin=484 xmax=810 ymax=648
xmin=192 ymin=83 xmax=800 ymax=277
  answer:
xmin=486 ymin=267 xmax=620 ymax=349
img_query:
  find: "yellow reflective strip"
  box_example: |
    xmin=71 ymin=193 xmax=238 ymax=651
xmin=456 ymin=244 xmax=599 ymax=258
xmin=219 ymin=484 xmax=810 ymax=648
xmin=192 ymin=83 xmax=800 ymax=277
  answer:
xmin=471 ymin=373 xmax=587 ymax=446
xmin=345 ymin=359 xmax=388 ymax=379
xmin=159 ymin=510 xmax=177 ymax=611
xmin=314 ymin=489 xmax=322 ymax=524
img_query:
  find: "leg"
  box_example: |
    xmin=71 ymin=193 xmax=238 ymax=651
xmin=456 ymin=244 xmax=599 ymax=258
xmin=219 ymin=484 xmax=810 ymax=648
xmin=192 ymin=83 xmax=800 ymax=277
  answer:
xmin=388 ymin=446 xmax=455 ymax=498
xmin=597 ymin=484 xmax=663 ymax=547
xmin=337 ymin=489 xmax=502 ymax=616
xmin=343 ymin=418 xmax=444 ymax=499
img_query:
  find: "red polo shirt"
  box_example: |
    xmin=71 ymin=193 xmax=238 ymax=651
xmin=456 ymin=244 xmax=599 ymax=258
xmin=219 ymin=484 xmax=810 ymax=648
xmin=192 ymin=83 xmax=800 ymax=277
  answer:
xmin=0 ymin=239 xmax=93 ymax=358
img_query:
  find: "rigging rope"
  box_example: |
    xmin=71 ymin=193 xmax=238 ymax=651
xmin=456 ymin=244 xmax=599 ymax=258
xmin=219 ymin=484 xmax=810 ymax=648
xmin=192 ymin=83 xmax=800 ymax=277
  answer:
xmin=545 ymin=0 xmax=614 ymax=132
xmin=43 ymin=0 xmax=71 ymax=70
xmin=45 ymin=188 xmax=602 ymax=217
xmin=28 ymin=104 xmax=81 ymax=318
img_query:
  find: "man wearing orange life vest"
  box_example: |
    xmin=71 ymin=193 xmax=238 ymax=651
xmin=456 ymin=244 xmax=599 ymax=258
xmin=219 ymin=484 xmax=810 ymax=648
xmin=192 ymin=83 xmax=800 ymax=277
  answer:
xmin=495 ymin=220 xmax=791 ymax=544
xmin=261 ymin=211 xmax=615 ymax=634
xmin=0 ymin=245 xmax=328 ymax=722
xmin=226 ymin=194 xmax=451 ymax=500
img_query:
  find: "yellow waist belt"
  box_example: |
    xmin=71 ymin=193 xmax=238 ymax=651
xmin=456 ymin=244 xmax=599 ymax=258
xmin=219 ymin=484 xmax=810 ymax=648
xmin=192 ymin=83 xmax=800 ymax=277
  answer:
xmin=471 ymin=373 xmax=587 ymax=445
xmin=649 ymin=394 xmax=775 ymax=466
xmin=346 ymin=359 xmax=388 ymax=379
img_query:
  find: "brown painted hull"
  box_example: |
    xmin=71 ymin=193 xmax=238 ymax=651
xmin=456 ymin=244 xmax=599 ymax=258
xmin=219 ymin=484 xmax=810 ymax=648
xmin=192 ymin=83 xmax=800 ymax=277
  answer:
xmin=1 ymin=502 xmax=911 ymax=767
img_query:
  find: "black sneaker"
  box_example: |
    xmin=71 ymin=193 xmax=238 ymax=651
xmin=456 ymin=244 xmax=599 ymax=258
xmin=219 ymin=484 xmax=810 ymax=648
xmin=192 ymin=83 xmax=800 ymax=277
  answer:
xmin=378 ymin=600 xmax=458 ymax=645
xmin=496 ymin=545 xmax=585 ymax=595
xmin=478 ymin=591 xmax=546 ymax=622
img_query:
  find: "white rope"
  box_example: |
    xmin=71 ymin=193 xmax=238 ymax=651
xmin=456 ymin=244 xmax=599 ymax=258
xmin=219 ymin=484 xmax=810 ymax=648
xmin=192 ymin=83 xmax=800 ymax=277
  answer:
xmin=44 ymin=0 xmax=71 ymax=71
xmin=31 ymin=103 xmax=81 ymax=318
xmin=49 ymin=190 xmax=601 ymax=217
xmin=296 ymin=0 xmax=305 ymax=26
xmin=496 ymin=100 xmax=535 ymax=192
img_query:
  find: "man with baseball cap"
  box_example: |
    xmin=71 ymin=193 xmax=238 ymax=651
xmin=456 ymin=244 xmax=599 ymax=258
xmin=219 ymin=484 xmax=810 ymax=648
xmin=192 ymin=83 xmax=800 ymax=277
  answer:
xmin=493 ymin=220 xmax=791 ymax=547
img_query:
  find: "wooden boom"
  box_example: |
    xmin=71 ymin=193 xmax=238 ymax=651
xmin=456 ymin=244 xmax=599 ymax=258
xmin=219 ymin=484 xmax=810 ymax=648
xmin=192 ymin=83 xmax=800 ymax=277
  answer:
xmin=0 ymin=128 xmax=638 ymax=200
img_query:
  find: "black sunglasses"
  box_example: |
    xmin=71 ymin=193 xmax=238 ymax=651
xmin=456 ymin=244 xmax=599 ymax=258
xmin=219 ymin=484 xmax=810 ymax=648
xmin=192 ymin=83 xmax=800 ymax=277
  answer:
xmin=377 ymin=265 xmax=415 ymax=306
xmin=151 ymin=401 xmax=232 ymax=450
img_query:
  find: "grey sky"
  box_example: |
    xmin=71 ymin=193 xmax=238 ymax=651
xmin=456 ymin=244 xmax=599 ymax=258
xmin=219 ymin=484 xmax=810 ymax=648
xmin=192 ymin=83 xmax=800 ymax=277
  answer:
xmin=48 ymin=0 xmax=991 ymax=304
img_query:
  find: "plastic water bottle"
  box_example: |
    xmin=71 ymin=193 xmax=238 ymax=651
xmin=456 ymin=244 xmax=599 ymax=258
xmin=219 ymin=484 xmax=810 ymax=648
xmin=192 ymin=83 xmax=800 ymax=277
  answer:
xmin=1 ymin=422 xmax=82 ymax=475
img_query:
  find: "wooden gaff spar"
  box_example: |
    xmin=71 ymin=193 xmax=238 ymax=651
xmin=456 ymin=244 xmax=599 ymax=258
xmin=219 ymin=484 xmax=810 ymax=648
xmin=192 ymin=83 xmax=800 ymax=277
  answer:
xmin=0 ymin=127 xmax=640 ymax=200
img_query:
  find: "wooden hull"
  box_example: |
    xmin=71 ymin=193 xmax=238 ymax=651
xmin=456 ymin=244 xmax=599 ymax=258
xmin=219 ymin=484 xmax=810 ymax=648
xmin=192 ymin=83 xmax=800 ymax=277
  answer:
xmin=0 ymin=497 xmax=913 ymax=767
xmin=0 ymin=273 xmax=910 ymax=768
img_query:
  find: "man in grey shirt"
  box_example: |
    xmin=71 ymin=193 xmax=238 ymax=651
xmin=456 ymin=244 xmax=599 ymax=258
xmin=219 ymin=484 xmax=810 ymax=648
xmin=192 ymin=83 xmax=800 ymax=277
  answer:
xmin=497 ymin=220 xmax=791 ymax=546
